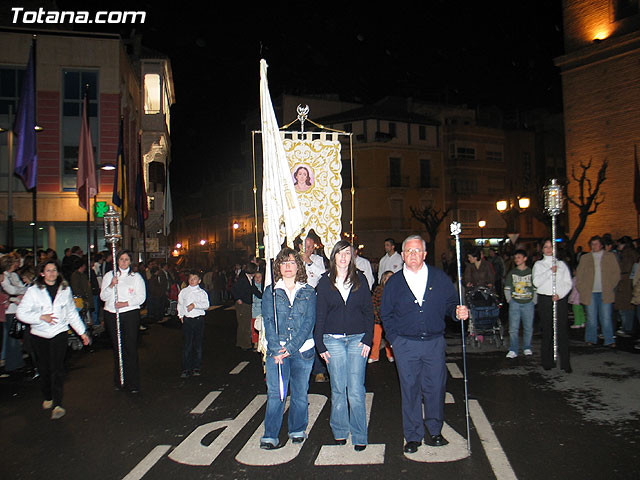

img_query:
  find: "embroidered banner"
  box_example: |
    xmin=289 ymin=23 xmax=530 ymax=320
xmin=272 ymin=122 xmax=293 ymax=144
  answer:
xmin=282 ymin=133 xmax=342 ymax=257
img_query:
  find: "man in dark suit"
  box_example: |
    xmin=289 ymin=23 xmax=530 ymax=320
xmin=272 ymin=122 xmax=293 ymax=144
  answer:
xmin=231 ymin=263 xmax=257 ymax=350
xmin=381 ymin=235 xmax=468 ymax=453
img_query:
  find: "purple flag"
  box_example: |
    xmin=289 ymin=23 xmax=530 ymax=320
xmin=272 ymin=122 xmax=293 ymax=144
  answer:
xmin=13 ymin=44 xmax=37 ymax=190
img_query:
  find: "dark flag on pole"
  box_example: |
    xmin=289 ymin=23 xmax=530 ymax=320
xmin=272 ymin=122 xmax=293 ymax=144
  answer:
xmin=13 ymin=44 xmax=37 ymax=191
xmin=134 ymin=140 xmax=148 ymax=230
xmin=76 ymin=93 xmax=97 ymax=211
xmin=112 ymin=118 xmax=128 ymax=217
xmin=634 ymin=145 xmax=640 ymax=215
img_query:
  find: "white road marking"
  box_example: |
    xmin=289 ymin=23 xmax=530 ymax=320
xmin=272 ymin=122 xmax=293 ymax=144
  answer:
xmin=445 ymin=392 xmax=454 ymax=404
xmin=122 ymin=445 xmax=171 ymax=480
xmin=190 ymin=391 xmax=221 ymax=415
xmin=446 ymin=362 xmax=463 ymax=378
xmin=403 ymin=422 xmax=470 ymax=463
xmin=314 ymin=392 xmax=385 ymax=465
xmin=469 ymin=399 xmax=517 ymax=480
xmin=235 ymin=393 xmax=327 ymax=465
xmin=169 ymin=395 xmax=266 ymax=466
xmin=229 ymin=361 xmax=249 ymax=374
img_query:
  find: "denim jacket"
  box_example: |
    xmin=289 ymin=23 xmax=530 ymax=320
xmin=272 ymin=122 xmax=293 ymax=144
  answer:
xmin=261 ymin=283 xmax=316 ymax=357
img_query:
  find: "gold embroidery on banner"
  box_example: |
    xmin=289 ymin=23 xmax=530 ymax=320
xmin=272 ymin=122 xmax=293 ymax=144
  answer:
xmin=282 ymin=138 xmax=342 ymax=257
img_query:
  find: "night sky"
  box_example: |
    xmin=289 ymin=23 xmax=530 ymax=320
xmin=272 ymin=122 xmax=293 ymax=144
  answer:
xmin=51 ymin=1 xmax=564 ymax=195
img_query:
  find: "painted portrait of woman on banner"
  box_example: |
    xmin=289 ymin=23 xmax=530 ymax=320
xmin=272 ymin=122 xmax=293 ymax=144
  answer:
xmin=292 ymin=164 xmax=314 ymax=193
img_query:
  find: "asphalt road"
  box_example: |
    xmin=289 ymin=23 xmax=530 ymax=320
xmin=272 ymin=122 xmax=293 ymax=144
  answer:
xmin=1 ymin=307 xmax=639 ymax=480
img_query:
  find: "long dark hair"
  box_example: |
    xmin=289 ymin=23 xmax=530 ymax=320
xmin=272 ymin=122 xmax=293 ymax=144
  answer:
xmin=329 ymin=240 xmax=361 ymax=291
xmin=35 ymin=259 xmax=66 ymax=289
xmin=273 ymin=248 xmax=308 ymax=284
xmin=293 ymin=166 xmax=312 ymax=186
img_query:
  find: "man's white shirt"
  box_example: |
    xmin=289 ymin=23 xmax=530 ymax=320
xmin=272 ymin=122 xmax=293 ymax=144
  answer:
xmin=379 ymin=251 xmax=403 ymax=281
xmin=305 ymin=253 xmax=325 ymax=288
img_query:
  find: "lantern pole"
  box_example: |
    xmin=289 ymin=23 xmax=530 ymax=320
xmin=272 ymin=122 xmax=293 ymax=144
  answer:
xmin=104 ymin=206 xmax=124 ymax=386
xmin=544 ymin=179 xmax=564 ymax=363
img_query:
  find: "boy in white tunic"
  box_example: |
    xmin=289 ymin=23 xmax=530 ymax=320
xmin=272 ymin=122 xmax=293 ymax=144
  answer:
xmin=178 ymin=271 xmax=210 ymax=377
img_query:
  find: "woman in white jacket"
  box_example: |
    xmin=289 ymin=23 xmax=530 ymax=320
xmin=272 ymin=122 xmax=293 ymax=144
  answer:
xmin=100 ymin=250 xmax=146 ymax=393
xmin=532 ymin=239 xmax=573 ymax=373
xmin=17 ymin=259 xmax=89 ymax=420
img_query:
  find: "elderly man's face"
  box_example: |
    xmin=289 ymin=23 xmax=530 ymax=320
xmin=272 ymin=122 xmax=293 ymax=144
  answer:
xmin=401 ymin=239 xmax=427 ymax=272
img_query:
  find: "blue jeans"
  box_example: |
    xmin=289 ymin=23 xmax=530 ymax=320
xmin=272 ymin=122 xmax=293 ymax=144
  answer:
xmin=508 ymin=301 xmax=534 ymax=352
xmin=2 ymin=315 xmax=25 ymax=371
xmin=323 ymin=333 xmax=368 ymax=445
xmin=261 ymin=347 xmax=314 ymax=445
xmin=585 ymin=293 xmax=614 ymax=345
xmin=619 ymin=309 xmax=634 ymax=333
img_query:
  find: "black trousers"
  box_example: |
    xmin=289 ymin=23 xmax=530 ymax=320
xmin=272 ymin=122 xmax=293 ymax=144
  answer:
xmin=105 ymin=309 xmax=140 ymax=390
xmin=31 ymin=332 xmax=68 ymax=407
xmin=537 ymin=294 xmax=570 ymax=371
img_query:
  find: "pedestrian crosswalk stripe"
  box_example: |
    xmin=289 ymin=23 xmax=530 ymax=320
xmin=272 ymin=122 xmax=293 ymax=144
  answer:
xmin=469 ymin=399 xmax=517 ymax=480
xmin=446 ymin=362 xmax=463 ymax=378
xmin=190 ymin=391 xmax=221 ymax=414
xmin=122 ymin=445 xmax=171 ymax=480
xmin=229 ymin=361 xmax=249 ymax=374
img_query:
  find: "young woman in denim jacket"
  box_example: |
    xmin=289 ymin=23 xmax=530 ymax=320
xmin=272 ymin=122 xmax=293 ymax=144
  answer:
xmin=315 ymin=240 xmax=374 ymax=451
xmin=260 ymin=248 xmax=317 ymax=449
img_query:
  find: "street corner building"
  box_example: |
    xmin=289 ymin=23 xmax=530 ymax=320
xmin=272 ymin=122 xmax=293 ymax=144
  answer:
xmin=0 ymin=27 xmax=175 ymax=258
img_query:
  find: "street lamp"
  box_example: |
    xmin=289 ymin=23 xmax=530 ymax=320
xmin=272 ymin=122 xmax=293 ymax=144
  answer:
xmin=478 ymin=220 xmax=486 ymax=246
xmin=496 ymin=195 xmax=530 ymax=236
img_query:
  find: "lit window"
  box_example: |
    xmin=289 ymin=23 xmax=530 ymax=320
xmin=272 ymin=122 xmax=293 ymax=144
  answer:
xmin=144 ymin=74 xmax=161 ymax=114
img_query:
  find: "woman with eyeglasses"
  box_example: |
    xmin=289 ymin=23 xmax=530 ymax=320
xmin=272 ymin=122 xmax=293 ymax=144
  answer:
xmin=315 ymin=240 xmax=374 ymax=451
xmin=260 ymin=248 xmax=317 ymax=449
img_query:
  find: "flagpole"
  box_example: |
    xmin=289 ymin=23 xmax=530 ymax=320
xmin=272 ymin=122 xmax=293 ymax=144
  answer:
xmin=84 ymin=85 xmax=91 ymax=275
xmin=7 ymin=105 xmax=14 ymax=250
xmin=32 ymin=36 xmax=37 ymax=255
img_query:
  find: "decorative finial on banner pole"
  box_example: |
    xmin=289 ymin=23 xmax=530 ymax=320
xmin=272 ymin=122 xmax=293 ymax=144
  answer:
xmin=297 ymin=104 xmax=309 ymax=133
xmin=544 ymin=179 xmax=564 ymax=363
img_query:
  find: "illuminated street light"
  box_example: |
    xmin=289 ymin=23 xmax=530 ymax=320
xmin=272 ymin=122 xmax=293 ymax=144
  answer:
xmin=496 ymin=195 xmax=530 ymax=235
xmin=478 ymin=220 xmax=486 ymax=245
xmin=199 ymin=239 xmax=206 ymax=246
xmin=518 ymin=197 xmax=530 ymax=210
xmin=233 ymin=222 xmax=240 ymax=230
xmin=176 ymin=243 xmax=182 ymax=249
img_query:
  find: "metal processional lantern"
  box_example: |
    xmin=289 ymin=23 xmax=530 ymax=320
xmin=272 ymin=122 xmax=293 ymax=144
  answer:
xmin=543 ymin=179 xmax=564 ymax=362
xmin=103 ymin=206 xmax=124 ymax=386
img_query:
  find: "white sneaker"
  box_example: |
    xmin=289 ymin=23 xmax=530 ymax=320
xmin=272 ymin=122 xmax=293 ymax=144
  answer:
xmin=523 ymin=349 xmax=533 ymax=356
xmin=506 ymin=351 xmax=518 ymax=359
xmin=51 ymin=406 xmax=66 ymax=420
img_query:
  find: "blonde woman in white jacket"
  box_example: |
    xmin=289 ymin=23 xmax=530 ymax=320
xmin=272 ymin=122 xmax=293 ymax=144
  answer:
xmin=17 ymin=259 xmax=89 ymax=420
xmin=100 ymin=250 xmax=146 ymax=393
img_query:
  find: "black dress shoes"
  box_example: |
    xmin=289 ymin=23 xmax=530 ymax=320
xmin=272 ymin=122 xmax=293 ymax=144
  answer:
xmin=404 ymin=441 xmax=421 ymax=453
xmin=354 ymin=445 xmax=367 ymax=451
xmin=291 ymin=437 xmax=305 ymax=444
xmin=335 ymin=439 xmax=347 ymax=445
xmin=424 ymin=434 xmax=449 ymax=447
